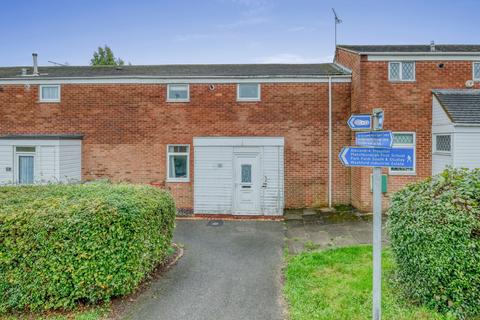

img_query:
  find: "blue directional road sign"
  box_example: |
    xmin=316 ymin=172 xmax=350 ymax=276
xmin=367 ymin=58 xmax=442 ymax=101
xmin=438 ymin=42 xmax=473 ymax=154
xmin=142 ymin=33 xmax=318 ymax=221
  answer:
xmin=355 ymin=131 xmax=393 ymax=148
xmin=339 ymin=147 xmax=414 ymax=168
xmin=347 ymin=114 xmax=372 ymax=130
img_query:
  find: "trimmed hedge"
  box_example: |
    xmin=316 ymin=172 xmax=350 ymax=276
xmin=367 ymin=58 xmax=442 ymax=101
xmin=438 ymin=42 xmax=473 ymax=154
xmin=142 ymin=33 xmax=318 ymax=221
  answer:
xmin=0 ymin=182 xmax=176 ymax=313
xmin=388 ymin=168 xmax=480 ymax=318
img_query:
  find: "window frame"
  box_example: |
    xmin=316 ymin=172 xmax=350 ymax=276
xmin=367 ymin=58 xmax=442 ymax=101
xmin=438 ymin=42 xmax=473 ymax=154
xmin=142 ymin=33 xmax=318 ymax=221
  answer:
xmin=388 ymin=132 xmax=416 ymax=176
xmin=473 ymin=62 xmax=480 ymax=82
xmin=167 ymin=84 xmax=190 ymax=102
xmin=166 ymin=144 xmax=190 ymax=182
xmin=433 ymin=134 xmax=452 ymax=155
xmin=388 ymin=61 xmax=416 ymax=82
xmin=237 ymin=83 xmax=261 ymax=101
xmin=39 ymin=84 xmax=61 ymax=102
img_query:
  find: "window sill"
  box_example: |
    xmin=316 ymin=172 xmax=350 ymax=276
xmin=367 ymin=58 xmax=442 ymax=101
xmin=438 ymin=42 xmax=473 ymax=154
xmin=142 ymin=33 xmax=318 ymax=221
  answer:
xmin=388 ymin=171 xmax=416 ymax=176
xmin=38 ymin=100 xmax=61 ymax=103
xmin=388 ymin=80 xmax=416 ymax=83
xmin=237 ymin=98 xmax=261 ymax=102
xmin=166 ymin=99 xmax=190 ymax=103
xmin=433 ymin=151 xmax=451 ymax=155
xmin=166 ymin=178 xmax=190 ymax=183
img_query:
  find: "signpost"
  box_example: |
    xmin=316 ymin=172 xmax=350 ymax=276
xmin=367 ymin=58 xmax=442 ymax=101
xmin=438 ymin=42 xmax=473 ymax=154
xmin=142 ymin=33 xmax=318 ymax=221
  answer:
xmin=347 ymin=114 xmax=372 ymax=130
xmin=355 ymin=131 xmax=393 ymax=148
xmin=340 ymin=109 xmax=414 ymax=320
xmin=338 ymin=146 xmax=414 ymax=167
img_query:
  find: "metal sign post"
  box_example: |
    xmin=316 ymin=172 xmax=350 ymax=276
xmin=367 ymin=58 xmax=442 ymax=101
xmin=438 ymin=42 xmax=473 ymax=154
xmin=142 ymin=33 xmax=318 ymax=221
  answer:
xmin=371 ymin=108 xmax=383 ymax=320
xmin=372 ymin=165 xmax=382 ymax=320
xmin=340 ymin=109 xmax=413 ymax=320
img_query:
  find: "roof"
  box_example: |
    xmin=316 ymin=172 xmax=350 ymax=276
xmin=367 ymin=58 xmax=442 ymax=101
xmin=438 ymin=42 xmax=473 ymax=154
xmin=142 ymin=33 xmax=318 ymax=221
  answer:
xmin=433 ymin=89 xmax=480 ymax=124
xmin=337 ymin=44 xmax=480 ymax=54
xmin=0 ymin=63 xmax=349 ymax=80
xmin=0 ymin=134 xmax=83 ymax=140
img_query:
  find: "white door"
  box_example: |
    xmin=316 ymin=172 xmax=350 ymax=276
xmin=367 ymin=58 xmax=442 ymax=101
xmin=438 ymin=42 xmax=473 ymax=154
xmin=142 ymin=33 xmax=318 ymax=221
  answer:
xmin=234 ymin=153 xmax=261 ymax=214
xmin=17 ymin=154 xmax=35 ymax=184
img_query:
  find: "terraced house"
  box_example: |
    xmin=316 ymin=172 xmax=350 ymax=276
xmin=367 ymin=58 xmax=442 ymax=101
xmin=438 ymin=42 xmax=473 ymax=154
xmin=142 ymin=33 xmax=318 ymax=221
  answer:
xmin=1 ymin=44 xmax=480 ymax=215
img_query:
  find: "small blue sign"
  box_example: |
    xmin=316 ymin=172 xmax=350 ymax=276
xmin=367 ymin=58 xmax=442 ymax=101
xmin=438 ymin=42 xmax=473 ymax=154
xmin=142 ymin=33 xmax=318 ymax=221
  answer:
xmin=355 ymin=131 xmax=393 ymax=148
xmin=339 ymin=147 xmax=414 ymax=168
xmin=348 ymin=114 xmax=372 ymax=130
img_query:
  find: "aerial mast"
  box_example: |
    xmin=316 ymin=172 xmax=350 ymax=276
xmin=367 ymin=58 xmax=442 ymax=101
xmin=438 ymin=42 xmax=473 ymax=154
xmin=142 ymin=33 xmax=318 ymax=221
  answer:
xmin=332 ymin=8 xmax=342 ymax=48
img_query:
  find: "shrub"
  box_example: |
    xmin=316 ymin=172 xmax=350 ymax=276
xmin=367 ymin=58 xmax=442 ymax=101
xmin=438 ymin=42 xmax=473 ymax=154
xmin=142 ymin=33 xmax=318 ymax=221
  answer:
xmin=388 ymin=168 xmax=480 ymax=318
xmin=0 ymin=182 xmax=176 ymax=313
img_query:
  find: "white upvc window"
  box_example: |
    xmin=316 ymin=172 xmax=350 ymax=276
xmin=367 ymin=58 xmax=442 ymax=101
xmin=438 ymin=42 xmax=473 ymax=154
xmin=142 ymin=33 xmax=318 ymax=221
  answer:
xmin=434 ymin=134 xmax=452 ymax=154
xmin=167 ymin=145 xmax=189 ymax=182
xmin=388 ymin=61 xmax=415 ymax=81
xmin=237 ymin=83 xmax=261 ymax=101
xmin=474 ymin=62 xmax=480 ymax=81
xmin=39 ymin=85 xmax=61 ymax=102
xmin=167 ymin=84 xmax=189 ymax=102
xmin=389 ymin=132 xmax=416 ymax=175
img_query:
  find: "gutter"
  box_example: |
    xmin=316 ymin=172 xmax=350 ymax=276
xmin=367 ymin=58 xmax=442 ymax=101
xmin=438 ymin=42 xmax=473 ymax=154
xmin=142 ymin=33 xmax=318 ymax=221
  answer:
xmin=0 ymin=74 xmax=352 ymax=85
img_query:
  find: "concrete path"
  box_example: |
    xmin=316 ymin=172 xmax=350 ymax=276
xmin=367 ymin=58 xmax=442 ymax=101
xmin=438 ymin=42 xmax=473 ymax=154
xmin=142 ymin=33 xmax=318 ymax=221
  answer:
xmin=285 ymin=209 xmax=389 ymax=254
xmin=124 ymin=220 xmax=285 ymax=320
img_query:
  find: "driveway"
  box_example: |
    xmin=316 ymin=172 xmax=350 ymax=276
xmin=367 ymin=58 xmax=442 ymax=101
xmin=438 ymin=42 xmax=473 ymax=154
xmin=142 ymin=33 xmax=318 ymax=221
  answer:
xmin=124 ymin=220 xmax=285 ymax=320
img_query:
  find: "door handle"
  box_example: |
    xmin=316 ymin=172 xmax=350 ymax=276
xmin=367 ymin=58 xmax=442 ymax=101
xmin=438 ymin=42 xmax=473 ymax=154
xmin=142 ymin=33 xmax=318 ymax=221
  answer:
xmin=241 ymin=185 xmax=251 ymax=189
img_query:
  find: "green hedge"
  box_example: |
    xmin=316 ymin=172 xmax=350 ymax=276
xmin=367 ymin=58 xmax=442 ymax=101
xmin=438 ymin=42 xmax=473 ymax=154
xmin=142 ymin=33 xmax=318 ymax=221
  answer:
xmin=0 ymin=182 xmax=176 ymax=313
xmin=388 ymin=168 xmax=480 ymax=318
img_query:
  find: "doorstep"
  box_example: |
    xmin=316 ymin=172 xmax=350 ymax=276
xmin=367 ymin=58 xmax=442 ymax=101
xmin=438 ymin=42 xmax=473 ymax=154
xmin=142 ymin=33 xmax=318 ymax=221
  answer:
xmin=176 ymin=213 xmax=284 ymax=221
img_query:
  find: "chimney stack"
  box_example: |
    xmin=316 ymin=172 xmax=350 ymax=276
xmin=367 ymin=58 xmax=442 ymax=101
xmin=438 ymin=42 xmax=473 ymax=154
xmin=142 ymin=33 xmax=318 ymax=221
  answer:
xmin=32 ymin=53 xmax=39 ymax=76
xmin=430 ymin=41 xmax=436 ymax=52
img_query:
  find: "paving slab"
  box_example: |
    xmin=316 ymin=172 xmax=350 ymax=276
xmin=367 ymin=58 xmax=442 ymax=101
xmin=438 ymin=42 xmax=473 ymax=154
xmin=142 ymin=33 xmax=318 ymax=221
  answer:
xmin=285 ymin=209 xmax=390 ymax=254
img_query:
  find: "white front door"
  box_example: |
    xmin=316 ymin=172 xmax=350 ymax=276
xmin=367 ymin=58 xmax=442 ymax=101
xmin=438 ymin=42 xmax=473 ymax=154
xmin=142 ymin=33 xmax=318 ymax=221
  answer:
xmin=17 ymin=154 xmax=35 ymax=184
xmin=234 ymin=153 xmax=261 ymax=214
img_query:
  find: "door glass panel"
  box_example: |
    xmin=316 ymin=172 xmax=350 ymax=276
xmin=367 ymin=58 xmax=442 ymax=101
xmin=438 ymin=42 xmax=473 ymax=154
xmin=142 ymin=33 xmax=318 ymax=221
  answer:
xmin=16 ymin=146 xmax=35 ymax=152
xmin=19 ymin=156 xmax=34 ymax=184
xmin=241 ymin=164 xmax=252 ymax=183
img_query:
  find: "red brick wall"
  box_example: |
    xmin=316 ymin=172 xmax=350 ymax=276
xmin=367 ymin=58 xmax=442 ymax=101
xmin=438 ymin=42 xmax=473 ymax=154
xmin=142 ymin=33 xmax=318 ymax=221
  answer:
xmin=0 ymin=81 xmax=351 ymax=209
xmin=336 ymin=48 xmax=480 ymax=211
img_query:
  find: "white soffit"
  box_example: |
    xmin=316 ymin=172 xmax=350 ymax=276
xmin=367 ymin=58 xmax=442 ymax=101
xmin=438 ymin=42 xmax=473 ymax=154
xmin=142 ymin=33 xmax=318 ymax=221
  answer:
xmin=0 ymin=76 xmax=351 ymax=85
xmin=367 ymin=54 xmax=480 ymax=61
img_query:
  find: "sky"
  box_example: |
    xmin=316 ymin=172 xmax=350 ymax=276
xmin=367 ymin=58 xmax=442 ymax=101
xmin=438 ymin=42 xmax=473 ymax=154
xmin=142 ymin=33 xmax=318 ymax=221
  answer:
xmin=0 ymin=0 xmax=479 ymax=66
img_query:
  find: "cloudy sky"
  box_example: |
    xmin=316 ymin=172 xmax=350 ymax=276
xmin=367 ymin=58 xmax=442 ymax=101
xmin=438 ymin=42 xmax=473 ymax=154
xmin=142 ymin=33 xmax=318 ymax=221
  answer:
xmin=1 ymin=0 xmax=478 ymax=66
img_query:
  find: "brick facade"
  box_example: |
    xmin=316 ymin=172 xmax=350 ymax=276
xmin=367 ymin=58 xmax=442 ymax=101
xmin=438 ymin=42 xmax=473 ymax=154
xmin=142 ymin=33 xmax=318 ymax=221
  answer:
xmin=0 ymin=82 xmax=351 ymax=209
xmin=2 ymin=48 xmax=479 ymax=213
xmin=336 ymin=48 xmax=480 ymax=211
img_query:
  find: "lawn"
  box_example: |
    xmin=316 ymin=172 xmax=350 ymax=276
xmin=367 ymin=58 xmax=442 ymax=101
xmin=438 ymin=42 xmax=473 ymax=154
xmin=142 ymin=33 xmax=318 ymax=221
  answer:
xmin=284 ymin=246 xmax=455 ymax=320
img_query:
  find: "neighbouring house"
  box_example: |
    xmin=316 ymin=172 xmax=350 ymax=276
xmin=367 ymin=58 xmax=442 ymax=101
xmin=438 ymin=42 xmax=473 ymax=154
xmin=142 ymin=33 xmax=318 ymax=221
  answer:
xmin=431 ymin=89 xmax=480 ymax=175
xmin=0 ymin=43 xmax=479 ymax=215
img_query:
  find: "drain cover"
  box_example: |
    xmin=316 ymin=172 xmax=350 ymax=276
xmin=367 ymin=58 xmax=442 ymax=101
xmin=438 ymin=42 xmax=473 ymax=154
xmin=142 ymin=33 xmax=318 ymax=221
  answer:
xmin=207 ymin=220 xmax=224 ymax=227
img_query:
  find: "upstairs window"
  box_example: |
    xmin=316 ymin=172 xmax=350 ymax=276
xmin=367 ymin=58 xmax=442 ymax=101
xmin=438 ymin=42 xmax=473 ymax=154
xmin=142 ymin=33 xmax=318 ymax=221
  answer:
xmin=389 ymin=132 xmax=416 ymax=175
xmin=388 ymin=62 xmax=415 ymax=81
xmin=434 ymin=134 xmax=452 ymax=153
xmin=167 ymin=84 xmax=189 ymax=102
xmin=474 ymin=62 xmax=480 ymax=81
xmin=167 ymin=145 xmax=189 ymax=182
xmin=39 ymin=85 xmax=61 ymax=102
xmin=237 ymin=83 xmax=260 ymax=101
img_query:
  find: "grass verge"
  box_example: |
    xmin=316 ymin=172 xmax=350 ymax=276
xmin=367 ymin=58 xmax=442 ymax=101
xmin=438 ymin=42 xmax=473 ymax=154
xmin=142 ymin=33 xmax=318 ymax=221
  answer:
xmin=284 ymin=246 xmax=455 ymax=320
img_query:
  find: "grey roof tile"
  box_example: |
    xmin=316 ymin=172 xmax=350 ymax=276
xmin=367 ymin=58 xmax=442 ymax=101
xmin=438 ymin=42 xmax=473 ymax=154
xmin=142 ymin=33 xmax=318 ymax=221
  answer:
xmin=433 ymin=89 xmax=480 ymax=124
xmin=0 ymin=63 xmax=349 ymax=79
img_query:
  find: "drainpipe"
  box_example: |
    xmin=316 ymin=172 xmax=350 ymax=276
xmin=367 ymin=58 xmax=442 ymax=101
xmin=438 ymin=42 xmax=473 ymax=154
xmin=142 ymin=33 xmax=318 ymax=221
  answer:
xmin=328 ymin=76 xmax=333 ymax=209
